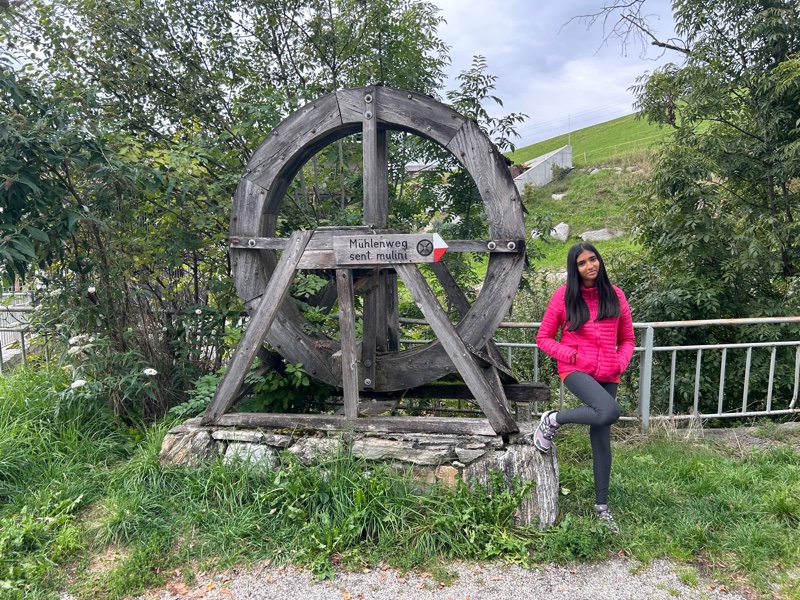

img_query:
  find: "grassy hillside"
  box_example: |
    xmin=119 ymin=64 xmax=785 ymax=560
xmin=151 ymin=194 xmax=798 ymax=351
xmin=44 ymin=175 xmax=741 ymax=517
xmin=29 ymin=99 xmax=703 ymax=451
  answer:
xmin=507 ymin=113 xmax=671 ymax=167
xmin=504 ymin=113 xmax=664 ymax=270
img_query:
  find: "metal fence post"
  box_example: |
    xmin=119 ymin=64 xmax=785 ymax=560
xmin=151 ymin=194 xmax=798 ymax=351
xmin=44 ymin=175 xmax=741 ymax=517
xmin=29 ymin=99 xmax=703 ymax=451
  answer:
xmin=638 ymin=325 xmax=655 ymax=433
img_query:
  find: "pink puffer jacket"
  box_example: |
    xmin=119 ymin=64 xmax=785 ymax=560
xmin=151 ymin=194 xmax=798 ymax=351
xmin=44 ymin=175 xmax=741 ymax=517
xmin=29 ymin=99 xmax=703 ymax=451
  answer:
xmin=536 ymin=284 xmax=635 ymax=382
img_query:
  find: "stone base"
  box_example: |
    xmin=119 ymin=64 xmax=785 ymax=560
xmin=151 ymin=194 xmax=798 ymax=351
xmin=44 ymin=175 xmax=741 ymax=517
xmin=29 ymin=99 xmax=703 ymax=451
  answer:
xmin=159 ymin=418 xmax=559 ymax=529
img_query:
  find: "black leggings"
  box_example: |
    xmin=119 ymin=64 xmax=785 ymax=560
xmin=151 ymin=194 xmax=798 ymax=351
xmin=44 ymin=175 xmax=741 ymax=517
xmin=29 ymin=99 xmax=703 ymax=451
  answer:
xmin=555 ymin=372 xmax=621 ymax=505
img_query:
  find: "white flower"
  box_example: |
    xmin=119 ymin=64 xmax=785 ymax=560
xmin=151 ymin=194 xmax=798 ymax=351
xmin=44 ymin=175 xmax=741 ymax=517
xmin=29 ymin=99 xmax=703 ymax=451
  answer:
xmin=195 ymin=309 xmax=202 ymax=315
xmin=67 ymin=346 xmax=83 ymax=355
xmin=68 ymin=334 xmax=88 ymax=346
xmin=71 ymin=379 xmax=87 ymax=389
xmin=87 ymin=286 xmax=96 ymax=294
xmin=143 ymin=368 xmax=158 ymax=376
xmin=50 ymin=289 xmax=62 ymax=298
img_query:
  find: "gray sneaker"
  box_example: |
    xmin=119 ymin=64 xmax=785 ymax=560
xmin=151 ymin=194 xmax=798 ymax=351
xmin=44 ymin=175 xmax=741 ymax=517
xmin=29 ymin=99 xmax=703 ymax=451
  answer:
xmin=533 ymin=410 xmax=560 ymax=453
xmin=594 ymin=504 xmax=619 ymax=534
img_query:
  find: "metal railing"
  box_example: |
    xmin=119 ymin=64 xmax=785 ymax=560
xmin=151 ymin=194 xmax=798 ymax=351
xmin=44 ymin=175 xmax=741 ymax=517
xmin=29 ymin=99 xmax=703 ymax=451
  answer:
xmin=3 ymin=305 xmax=799 ymax=430
xmin=0 ymin=294 xmax=33 ymax=374
xmin=403 ymin=316 xmax=800 ymax=431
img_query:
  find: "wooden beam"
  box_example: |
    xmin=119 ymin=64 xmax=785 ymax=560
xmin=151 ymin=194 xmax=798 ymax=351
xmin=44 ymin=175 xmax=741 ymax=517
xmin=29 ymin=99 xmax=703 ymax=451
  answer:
xmin=362 ymin=87 xmax=388 ymax=227
xmin=386 ymin=271 xmax=400 ymax=351
xmin=336 ymin=269 xmax=360 ymax=419
xmin=201 ymin=230 xmax=312 ymax=425
xmin=214 ymin=413 xmax=500 ymax=436
xmin=394 ymin=263 xmax=519 ymax=435
xmin=230 ymin=237 xmax=523 ymax=254
xmin=361 ymin=88 xmax=388 ymax=389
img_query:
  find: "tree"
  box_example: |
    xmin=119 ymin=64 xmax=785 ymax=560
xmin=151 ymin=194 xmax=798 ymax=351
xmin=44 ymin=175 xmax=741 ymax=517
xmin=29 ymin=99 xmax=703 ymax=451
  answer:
xmin=583 ymin=0 xmax=800 ymax=415
xmin=582 ymin=0 xmax=800 ymax=321
xmin=0 ymin=0 xmax=451 ymax=419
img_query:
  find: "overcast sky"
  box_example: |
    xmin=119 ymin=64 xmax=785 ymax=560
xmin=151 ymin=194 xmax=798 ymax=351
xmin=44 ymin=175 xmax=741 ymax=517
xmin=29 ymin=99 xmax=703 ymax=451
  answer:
xmin=433 ymin=0 xmax=680 ymax=146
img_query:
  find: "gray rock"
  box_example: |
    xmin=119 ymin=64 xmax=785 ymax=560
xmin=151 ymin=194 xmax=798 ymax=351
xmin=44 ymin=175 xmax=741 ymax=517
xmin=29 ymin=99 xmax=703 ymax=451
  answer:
xmin=212 ymin=429 xmax=264 ymax=443
xmin=463 ymin=445 xmax=559 ymax=528
xmin=351 ymin=438 xmax=455 ymax=465
xmin=552 ymin=221 xmax=570 ymax=242
xmin=223 ymin=442 xmax=278 ymax=469
xmin=287 ymin=437 xmax=343 ymax=466
xmin=579 ymin=228 xmax=624 ymax=242
xmin=531 ymin=221 xmax=569 ymax=242
xmin=455 ymin=447 xmax=487 ymax=464
xmin=159 ymin=427 xmax=220 ymax=467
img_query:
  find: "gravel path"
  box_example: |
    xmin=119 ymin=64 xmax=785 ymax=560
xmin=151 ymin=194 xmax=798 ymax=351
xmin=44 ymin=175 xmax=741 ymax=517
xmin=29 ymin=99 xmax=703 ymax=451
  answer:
xmin=132 ymin=558 xmax=751 ymax=600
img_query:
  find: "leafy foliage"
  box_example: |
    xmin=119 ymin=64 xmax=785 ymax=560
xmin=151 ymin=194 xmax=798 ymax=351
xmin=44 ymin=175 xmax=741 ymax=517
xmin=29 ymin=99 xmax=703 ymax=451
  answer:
xmin=624 ymin=0 xmax=800 ymax=321
xmin=0 ymin=0 xmax=450 ymax=417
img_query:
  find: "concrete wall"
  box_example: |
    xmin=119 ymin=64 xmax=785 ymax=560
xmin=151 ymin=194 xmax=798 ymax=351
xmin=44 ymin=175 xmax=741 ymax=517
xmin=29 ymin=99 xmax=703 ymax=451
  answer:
xmin=513 ymin=145 xmax=572 ymax=193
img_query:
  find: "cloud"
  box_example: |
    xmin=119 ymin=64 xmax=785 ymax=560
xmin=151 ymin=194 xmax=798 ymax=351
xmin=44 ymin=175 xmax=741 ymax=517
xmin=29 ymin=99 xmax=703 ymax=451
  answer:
xmin=433 ymin=0 xmax=678 ymax=143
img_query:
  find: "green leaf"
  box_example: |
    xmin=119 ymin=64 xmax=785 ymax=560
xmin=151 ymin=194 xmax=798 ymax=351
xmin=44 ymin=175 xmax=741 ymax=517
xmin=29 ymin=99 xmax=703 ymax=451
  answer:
xmin=11 ymin=236 xmax=36 ymax=258
xmin=65 ymin=212 xmax=82 ymax=232
xmin=24 ymin=226 xmax=49 ymax=242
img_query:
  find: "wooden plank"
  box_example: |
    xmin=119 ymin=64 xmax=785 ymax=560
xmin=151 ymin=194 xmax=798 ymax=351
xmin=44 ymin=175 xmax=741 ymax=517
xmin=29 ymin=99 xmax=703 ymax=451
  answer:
xmin=363 ymin=86 xmax=385 ymax=226
xmin=230 ymin=237 xmax=522 ymax=254
xmin=230 ymin=179 xmax=270 ymax=304
xmin=361 ymin=269 xmax=380 ymax=389
xmin=394 ymin=263 xmax=518 ymax=434
xmin=447 ymin=118 xmax=525 ymax=238
xmin=375 ymin=87 xmax=466 ymax=147
xmin=442 ymin=240 xmax=524 ymax=253
xmin=336 ymin=269 xmax=360 ymax=419
xmin=336 ymin=87 xmax=466 ymax=149
xmin=214 ymin=413 xmax=500 ymax=436
xmin=201 ymin=230 xmax=313 ymax=425
xmin=360 ymin=88 xmax=387 ymax=388
xmin=481 ymin=359 xmax=512 ymax=412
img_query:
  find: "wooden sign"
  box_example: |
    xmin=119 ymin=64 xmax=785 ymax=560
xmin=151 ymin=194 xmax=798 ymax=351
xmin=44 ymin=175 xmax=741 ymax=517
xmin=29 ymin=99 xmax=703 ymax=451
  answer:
xmin=333 ymin=233 xmax=447 ymax=266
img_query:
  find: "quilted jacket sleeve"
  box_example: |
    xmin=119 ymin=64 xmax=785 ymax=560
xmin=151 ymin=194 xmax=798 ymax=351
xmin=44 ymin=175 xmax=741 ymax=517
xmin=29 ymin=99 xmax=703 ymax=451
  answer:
xmin=615 ymin=287 xmax=635 ymax=372
xmin=536 ymin=286 xmax=578 ymax=365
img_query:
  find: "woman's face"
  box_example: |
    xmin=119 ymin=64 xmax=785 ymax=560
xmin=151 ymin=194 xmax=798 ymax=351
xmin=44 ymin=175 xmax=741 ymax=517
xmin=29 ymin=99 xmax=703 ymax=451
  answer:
xmin=576 ymin=249 xmax=600 ymax=288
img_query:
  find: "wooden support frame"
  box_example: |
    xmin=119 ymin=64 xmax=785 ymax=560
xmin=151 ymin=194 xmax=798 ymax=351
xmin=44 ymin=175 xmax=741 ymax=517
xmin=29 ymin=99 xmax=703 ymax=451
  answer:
xmin=209 ymin=86 xmax=536 ymax=435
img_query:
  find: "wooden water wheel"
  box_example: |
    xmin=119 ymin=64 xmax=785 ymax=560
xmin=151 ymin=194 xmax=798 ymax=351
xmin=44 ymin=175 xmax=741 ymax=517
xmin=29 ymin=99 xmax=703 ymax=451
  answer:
xmin=201 ymin=85 xmax=543 ymax=436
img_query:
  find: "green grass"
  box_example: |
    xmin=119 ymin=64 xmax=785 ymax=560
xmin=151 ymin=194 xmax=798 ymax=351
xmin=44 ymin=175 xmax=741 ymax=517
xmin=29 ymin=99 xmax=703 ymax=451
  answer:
xmin=2 ymin=367 xmax=800 ymax=599
xmin=519 ymin=157 xmax=651 ymax=270
xmin=508 ymin=113 xmax=672 ymax=168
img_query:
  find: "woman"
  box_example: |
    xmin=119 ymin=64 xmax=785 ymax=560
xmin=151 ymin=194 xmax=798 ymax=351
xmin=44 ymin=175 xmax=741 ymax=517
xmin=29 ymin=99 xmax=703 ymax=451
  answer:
xmin=534 ymin=242 xmax=635 ymax=532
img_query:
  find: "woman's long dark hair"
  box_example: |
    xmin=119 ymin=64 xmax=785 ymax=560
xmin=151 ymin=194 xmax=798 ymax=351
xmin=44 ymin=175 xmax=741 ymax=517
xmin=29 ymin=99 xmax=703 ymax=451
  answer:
xmin=564 ymin=242 xmax=620 ymax=331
